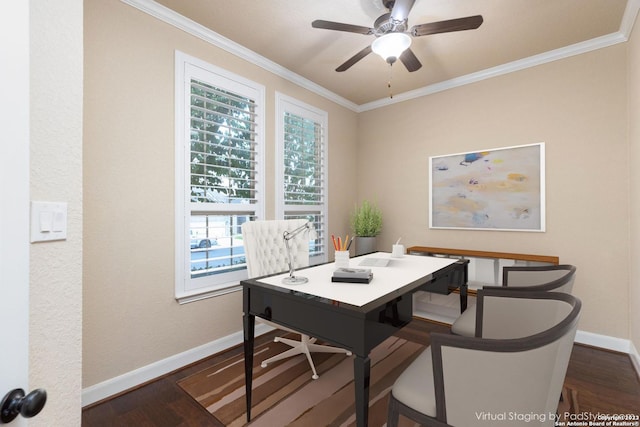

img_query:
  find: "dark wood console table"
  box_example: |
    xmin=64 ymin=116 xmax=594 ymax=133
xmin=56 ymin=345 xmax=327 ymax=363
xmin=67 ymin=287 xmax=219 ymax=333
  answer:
xmin=406 ymin=246 xmax=558 ymax=294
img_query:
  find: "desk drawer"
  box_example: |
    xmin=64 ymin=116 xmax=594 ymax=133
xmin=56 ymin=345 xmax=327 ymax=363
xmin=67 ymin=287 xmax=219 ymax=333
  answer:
xmin=249 ymin=291 xmax=358 ymax=346
xmin=248 ymin=288 xmax=412 ymax=355
xmin=420 ymin=261 xmax=466 ymax=295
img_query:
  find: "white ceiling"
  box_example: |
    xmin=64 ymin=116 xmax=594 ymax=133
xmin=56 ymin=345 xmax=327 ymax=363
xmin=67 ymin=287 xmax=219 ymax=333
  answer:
xmin=148 ymin=0 xmax=633 ymax=108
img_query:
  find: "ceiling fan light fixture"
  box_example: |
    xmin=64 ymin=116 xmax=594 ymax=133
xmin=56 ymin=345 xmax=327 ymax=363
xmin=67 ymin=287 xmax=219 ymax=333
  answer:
xmin=371 ymin=32 xmax=411 ymax=64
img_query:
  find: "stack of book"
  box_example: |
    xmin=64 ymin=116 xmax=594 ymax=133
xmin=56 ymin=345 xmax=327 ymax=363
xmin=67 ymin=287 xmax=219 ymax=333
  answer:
xmin=331 ymin=267 xmax=373 ymax=284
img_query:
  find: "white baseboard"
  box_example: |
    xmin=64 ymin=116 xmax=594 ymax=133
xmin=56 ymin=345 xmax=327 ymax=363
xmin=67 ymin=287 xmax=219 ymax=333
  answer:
xmin=574 ymin=329 xmax=632 ymax=353
xmin=82 ymin=317 xmax=640 ymax=407
xmin=414 ymin=310 xmax=640 ymax=378
xmin=574 ymin=331 xmax=640 ymax=379
xmin=81 ymin=322 xmax=274 ymax=407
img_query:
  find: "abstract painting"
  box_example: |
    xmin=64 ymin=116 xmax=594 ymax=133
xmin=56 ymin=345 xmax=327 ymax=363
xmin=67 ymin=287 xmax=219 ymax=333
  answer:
xmin=429 ymin=143 xmax=545 ymax=231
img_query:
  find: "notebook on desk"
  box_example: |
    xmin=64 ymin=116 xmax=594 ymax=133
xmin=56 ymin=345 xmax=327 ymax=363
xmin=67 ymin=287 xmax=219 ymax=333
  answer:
xmin=358 ymin=257 xmax=390 ymax=267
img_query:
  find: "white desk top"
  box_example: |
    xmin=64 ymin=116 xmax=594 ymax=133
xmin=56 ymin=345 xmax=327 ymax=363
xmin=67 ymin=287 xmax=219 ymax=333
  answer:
xmin=256 ymin=252 xmax=458 ymax=307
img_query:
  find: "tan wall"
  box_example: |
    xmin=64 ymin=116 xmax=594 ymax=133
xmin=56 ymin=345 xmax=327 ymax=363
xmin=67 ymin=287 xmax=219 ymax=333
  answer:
xmin=84 ymin=0 xmax=637 ymax=390
xmin=629 ymin=13 xmax=640 ymax=355
xmin=358 ymin=44 xmax=629 ymax=338
xmin=83 ymin=0 xmax=358 ymax=387
xmin=30 ymin=1 xmax=84 ymax=425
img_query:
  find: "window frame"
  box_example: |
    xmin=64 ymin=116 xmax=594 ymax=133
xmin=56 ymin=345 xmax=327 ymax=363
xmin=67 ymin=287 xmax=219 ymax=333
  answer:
xmin=275 ymin=92 xmax=328 ymax=265
xmin=175 ymin=51 xmax=265 ymax=303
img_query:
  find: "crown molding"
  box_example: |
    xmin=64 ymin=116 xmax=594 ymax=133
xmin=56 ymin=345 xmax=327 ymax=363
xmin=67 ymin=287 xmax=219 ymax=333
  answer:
xmin=621 ymin=0 xmax=640 ymax=38
xmin=122 ymin=0 xmax=638 ymax=113
xmin=120 ymin=0 xmax=360 ymax=112
xmin=360 ymin=0 xmax=639 ymax=111
xmin=358 ymin=32 xmax=628 ymax=111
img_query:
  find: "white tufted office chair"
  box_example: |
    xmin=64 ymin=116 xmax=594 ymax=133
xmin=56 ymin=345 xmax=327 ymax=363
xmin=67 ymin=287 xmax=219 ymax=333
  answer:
xmin=241 ymin=219 xmax=351 ymax=380
xmin=451 ymin=264 xmax=576 ymax=337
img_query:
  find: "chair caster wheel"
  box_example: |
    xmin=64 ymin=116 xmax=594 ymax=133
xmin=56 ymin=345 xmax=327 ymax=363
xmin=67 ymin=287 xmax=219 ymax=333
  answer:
xmin=312 ymin=374 xmax=319 ymax=380
xmin=261 ymin=362 xmax=267 ymax=368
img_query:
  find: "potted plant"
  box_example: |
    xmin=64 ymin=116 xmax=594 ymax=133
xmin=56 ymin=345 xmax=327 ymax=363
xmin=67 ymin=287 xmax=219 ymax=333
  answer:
xmin=351 ymin=200 xmax=382 ymax=256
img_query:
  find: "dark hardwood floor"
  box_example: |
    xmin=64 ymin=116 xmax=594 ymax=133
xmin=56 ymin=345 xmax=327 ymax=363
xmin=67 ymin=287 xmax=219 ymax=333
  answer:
xmin=82 ymin=319 xmax=640 ymax=426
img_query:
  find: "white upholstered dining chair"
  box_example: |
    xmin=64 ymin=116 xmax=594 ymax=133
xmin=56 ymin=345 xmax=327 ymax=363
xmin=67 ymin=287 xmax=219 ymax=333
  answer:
xmin=388 ymin=290 xmax=581 ymax=427
xmin=451 ymin=264 xmax=576 ymax=336
xmin=241 ymin=219 xmax=351 ymax=379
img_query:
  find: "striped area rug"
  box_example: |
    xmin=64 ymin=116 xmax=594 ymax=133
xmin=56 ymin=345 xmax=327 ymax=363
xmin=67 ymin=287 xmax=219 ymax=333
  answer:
xmin=177 ymin=335 xmax=425 ymax=426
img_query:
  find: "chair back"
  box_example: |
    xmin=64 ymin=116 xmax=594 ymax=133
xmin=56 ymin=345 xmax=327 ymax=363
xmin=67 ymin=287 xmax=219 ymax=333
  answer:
xmin=476 ymin=288 xmax=574 ymax=338
xmin=241 ymin=219 xmax=309 ymax=278
xmin=431 ymin=291 xmax=581 ymax=427
xmin=502 ymin=264 xmax=576 ymax=293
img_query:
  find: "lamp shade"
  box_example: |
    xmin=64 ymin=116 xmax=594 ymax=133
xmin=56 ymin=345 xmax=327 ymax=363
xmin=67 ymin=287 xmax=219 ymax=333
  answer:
xmin=371 ymin=32 xmax=411 ymax=63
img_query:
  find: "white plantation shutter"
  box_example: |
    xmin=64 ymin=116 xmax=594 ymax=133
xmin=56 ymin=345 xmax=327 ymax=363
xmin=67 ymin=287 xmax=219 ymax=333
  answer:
xmin=276 ymin=93 xmax=328 ymax=264
xmin=176 ymin=52 xmax=265 ymax=302
xmin=189 ymin=80 xmax=259 ymax=205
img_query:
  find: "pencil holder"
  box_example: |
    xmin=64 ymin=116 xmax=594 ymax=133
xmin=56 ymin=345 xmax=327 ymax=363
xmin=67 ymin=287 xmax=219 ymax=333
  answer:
xmin=335 ymin=250 xmax=350 ymax=269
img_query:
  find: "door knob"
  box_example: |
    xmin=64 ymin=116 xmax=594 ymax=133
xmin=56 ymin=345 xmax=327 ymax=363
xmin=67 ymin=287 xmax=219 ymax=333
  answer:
xmin=0 ymin=388 xmax=47 ymax=423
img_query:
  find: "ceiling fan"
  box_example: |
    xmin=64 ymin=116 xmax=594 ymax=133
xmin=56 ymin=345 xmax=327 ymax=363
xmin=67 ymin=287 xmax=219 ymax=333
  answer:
xmin=311 ymin=0 xmax=483 ymax=72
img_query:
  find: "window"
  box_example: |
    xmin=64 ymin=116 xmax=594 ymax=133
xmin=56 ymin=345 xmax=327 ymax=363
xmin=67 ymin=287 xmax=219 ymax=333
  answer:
xmin=175 ymin=52 xmax=265 ymax=302
xmin=275 ymin=93 xmax=328 ymax=265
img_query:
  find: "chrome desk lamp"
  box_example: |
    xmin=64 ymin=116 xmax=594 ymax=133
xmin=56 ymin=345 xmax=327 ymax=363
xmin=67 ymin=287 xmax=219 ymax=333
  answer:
xmin=282 ymin=221 xmax=316 ymax=285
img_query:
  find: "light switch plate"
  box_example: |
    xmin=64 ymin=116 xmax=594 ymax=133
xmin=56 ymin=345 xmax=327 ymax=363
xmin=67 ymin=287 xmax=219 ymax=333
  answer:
xmin=31 ymin=201 xmax=67 ymax=243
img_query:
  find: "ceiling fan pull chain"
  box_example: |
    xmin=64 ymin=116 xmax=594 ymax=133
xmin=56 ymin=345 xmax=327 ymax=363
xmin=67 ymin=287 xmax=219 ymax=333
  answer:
xmin=388 ymin=63 xmax=394 ymax=99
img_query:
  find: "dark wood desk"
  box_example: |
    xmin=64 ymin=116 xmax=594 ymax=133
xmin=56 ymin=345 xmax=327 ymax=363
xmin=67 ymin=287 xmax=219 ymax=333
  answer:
xmin=242 ymin=253 xmax=468 ymax=427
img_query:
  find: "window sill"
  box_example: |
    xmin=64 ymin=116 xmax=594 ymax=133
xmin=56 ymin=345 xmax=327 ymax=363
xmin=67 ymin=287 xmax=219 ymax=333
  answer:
xmin=176 ymin=284 xmax=241 ymax=305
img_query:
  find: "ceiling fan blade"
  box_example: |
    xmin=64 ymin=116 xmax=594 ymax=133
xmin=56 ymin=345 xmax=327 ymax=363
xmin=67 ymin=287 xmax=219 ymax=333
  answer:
xmin=411 ymin=15 xmax=483 ymax=37
xmin=312 ymin=20 xmax=374 ymax=35
xmin=336 ymin=45 xmax=373 ymax=72
xmin=390 ymin=0 xmax=416 ymax=21
xmin=400 ymin=48 xmax=422 ymax=72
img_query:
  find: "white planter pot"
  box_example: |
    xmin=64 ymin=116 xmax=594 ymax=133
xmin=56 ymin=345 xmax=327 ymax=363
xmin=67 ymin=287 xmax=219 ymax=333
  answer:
xmin=355 ymin=236 xmax=377 ymax=256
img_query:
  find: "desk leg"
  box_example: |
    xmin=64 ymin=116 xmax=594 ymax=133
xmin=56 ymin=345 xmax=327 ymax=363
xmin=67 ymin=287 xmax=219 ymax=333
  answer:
xmin=354 ymin=355 xmax=371 ymax=427
xmin=243 ymin=312 xmax=255 ymax=422
xmin=458 ymin=261 xmax=469 ymax=313
xmin=459 ymin=282 xmax=468 ymax=313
